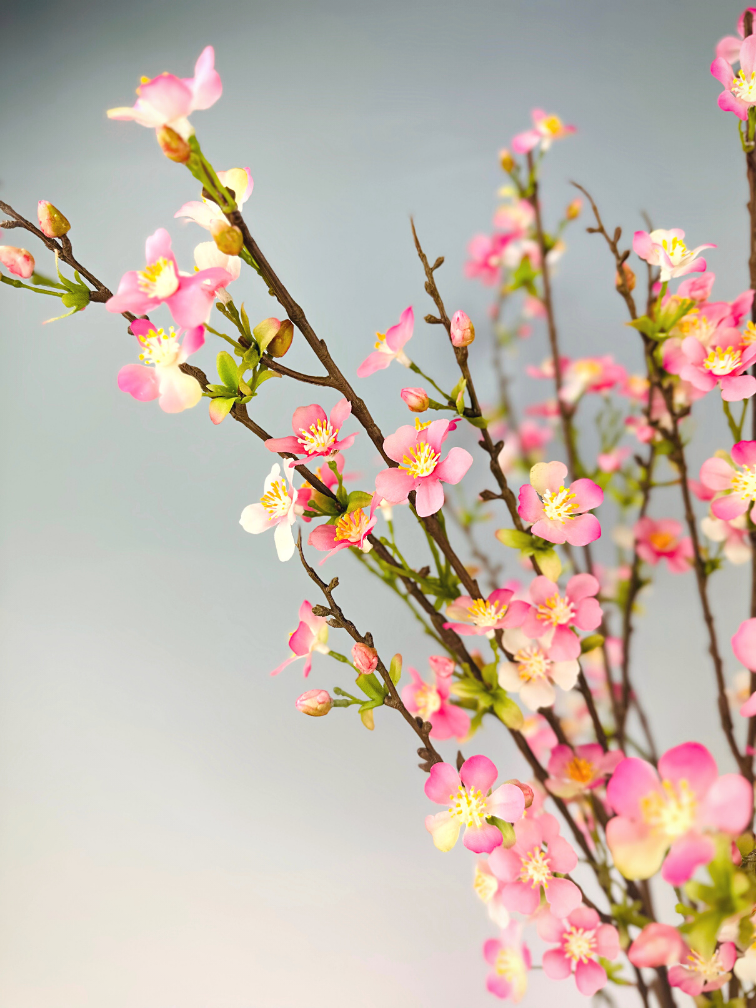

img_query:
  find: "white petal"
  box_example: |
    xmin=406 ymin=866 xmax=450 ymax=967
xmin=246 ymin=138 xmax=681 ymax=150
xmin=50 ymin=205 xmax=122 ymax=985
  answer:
xmin=239 ymin=503 xmax=274 ymax=534
xmin=273 ymin=520 xmax=296 ymax=561
xmin=425 ymin=810 xmax=460 ymax=852
xmin=520 ymin=679 xmax=555 ymax=710
xmin=551 ymin=660 xmax=579 ymax=690
xmin=498 ymin=661 xmax=522 ymax=691
xmin=502 ymin=627 xmax=531 ymax=653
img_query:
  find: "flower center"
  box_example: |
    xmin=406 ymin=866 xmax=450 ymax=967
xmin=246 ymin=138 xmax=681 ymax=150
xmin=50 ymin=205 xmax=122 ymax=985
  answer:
xmin=648 ymin=530 xmax=677 ymax=554
xmin=414 ymin=417 xmax=432 ymax=431
xmin=260 ymin=478 xmax=292 ymax=519
xmin=373 ymin=330 xmax=392 ymax=353
xmin=563 ymin=926 xmax=597 ymax=964
xmin=495 ymin=948 xmax=522 ymax=979
xmin=535 ymin=592 xmax=575 ymax=627
xmin=704 ymin=346 xmax=742 ymax=375
xmin=466 ymin=598 xmax=507 ymax=627
xmin=415 ymin=683 xmax=442 ymax=721
xmin=660 ymin=236 xmax=691 ymax=266
xmin=401 ymin=441 xmax=440 ymax=479
xmin=514 ymin=644 xmax=551 ymax=682
xmin=540 ymin=115 xmax=563 ymax=136
xmin=732 ymin=69 xmax=756 ymax=103
xmin=334 ymin=508 xmax=370 ymax=543
xmin=520 ymin=847 xmax=552 ymax=887
xmin=732 ymin=466 xmax=756 ymax=500
xmin=448 ymin=784 xmax=487 ymax=828
xmin=137 ymin=257 xmax=179 ymax=299
xmin=136 ymin=326 xmax=181 ymax=368
xmin=686 ymin=949 xmax=726 ymax=982
xmin=566 ymin=756 xmax=595 ymax=784
xmin=541 ymin=486 xmax=578 ymax=522
xmin=640 ymin=778 xmax=697 ymax=839
xmin=744 ymin=321 xmax=756 ymax=345
xmin=297 ymin=419 xmax=336 ymax=454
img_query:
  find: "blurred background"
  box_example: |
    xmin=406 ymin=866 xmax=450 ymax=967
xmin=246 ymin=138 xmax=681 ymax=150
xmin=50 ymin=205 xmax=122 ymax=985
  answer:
xmin=0 ymin=0 xmax=751 ymax=1004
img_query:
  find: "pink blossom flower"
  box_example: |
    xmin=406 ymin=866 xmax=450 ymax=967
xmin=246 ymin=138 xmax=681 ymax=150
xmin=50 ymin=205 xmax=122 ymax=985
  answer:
xmin=271 ymin=600 xmax=330 ymax=676
xmin=700 ymin=441 xmax=756 ymax=521
xmin=497 ymin=421 xmax=553 ymax=473
xmin=0 ymin=245 xmax=35 ymax=279
xmin=106 ymin=228 xmax=231 ymax=328
xmin=701 ymin=513 xmax=751 ymax=565
xmin=402 ymin=663 xmax=470 ymax=741
xmin=669 ymin=944 xmax=737 ymax=996
xmin=546 ymin=743 xmax=624 ymax=800
xmin=634 ymin=517 xmax=693 ymax=574
xmin=474 ymin=860 xmax=512 ymax=928
xmin=424 ymin=755 xmax=525 ymax=853
xmin=677 ymin=271 xmax=716 ymax=303
xmin=239 ymin=461 xmax=299 ymax=561
xmin=712 ymin=35 xmax=756 ymax=120
xmin=633 ymin=228 xmax=715 ymax=282
xmin=733 ymin=619 xmax=756 ymax=716
xmin=498 ymin=627 xmax=580 ymax=710
xmin=560 ymin=357 xmax=627 ymax=404
xmin=525 ymin=399 xmax=560 ymax=418
xmin=597 ymin=447 xmax=631 ymax=473
xmin=493 ymin=199 xmax=535 ymax=238
xmin=521 ymin=573 xmax=603 ymax=660
xmin=175 ymin=167 xmax=253 ymax=229
xmin=482 ymin=922 xmax=531 ymax=1002
xmin=356 ymin=306 xmax=413 ymax=376
xmin=487 ymin=812 xmax=580 ymax=916
xmin=628 ymin=923 xmax=686 ymax=968
xmin=265 ymin=398 xmax=357 ymax=459
xmin=192 ymin=240 xmax=241 ymax=287
xmin=518 ymin=461 xmax=603 ymax=546
xmin=715 ymin=9 xmax=756 ymax=63
xmin=444 ymin=587 xmax=529 ymax=638
xmin=307 ymin=493 xmax=380 ymax=562
xmin=624 ymin=415 xmax=655 ymax=444
xmin=538 ymin=907 xmax=620 ymax=997
xmin=374 ymin=418 xmax=473 ymax=518
xmin=117 ymin=320 xmax=205 ymax=413
xmin=667 ymin=329 xmax=756 ymax=401
xmin=511 ymin=109 xmax=576 ymax=154
xmin=107 ymin=46 xmax=222 ymax=138
xmin=464 ymin=233 xmax=510 ymax=286
xmin=605 ymin=742 xmax=752 ymax=882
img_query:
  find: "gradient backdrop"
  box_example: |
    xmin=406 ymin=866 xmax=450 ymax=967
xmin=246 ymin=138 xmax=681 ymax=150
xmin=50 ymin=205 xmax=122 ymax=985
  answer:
xmin=0 ymin=1 xmax=751 ymax=1005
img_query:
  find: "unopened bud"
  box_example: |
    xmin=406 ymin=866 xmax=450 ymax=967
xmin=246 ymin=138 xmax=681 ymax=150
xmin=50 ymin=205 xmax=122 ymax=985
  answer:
xmin=295 ymin=689 xmax=333 ymax=717
xmin=37 ymin=201 xmax=70 ymax=238
xmin=429 ymin=655 xmax=455 ymax=677
xmin=0 ymin=246 xmax=35 ymax=279
xmin=253 ymin=317 xmax=294 ymax=357
xmin=210 ymin=219 xmax=244 ymax=256
xmin=616 ymin=262 xmax=636 ymax=292
xmin=352 ymin=642 xmax=378 ymax=674
xmin=627 ymin=923 xmax=685 ymax=968
xmin=450 ymin=310 xmax=475 ymax=347
xmin=499 ymin=148 xmax=515 ymax=173
xmin=400 ymin=387 xmax=429 ymax=412
xmin=565 ymin=197 xmax=582 ymax=220
xmin=156 ymin=125 xmax=191 ymax=164
xmin=504 ymin=779 xmax=534 ymax=808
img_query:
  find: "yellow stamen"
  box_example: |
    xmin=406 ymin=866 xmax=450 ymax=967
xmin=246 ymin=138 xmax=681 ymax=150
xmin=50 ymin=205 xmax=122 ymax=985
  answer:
xmin=466 ymin=598 xmax=507 ymax=627
xmin=541 ymin=486 xmax=578 ymax=523
xmin=535 ymin=592 xmax=575 ymax=627
xmin=640 ymin=778 xmax=697 ymax=838
xmin=297 ymin=418 xmax=336 ymax=454
xmin=703 ymin=346 xmax=742 ymax=376
xmin=448 ymin=785 xmax=487 ymax=828
xmin=260 ymin=478 xmax=291 ymax=519
xmin=334 ymin=508 xmax=370 ymax=542
xmin=401 ymin=441 xmax=440 ymax=478
xmin=566 ymin=756 xmax=595 ymax=784
xmin=563 ymin=926 xmax=597 ymax=964
xmin=732 ymin=465 xmax=756 ymax=500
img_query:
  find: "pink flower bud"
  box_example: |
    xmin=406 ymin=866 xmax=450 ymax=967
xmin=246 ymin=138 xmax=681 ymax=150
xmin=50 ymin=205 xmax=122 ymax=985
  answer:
xmin=210 ymin=219 xmax=244 ymax=256
xmin=295 ymin=689 xmax=333 ymax=717
xmin=566 ymin=197 xmax=582 ymax=220
xmin=504 ymin=779 xmax=534 ymax=808
xmin=450 ymin=310 xmax=475 ymax=347
xmin=0 ymin=246 xmax=35 ymax=279
xmin=428 ymin=655 xmax=455 ymax=677
xmin=400 ymin=387 xmax=430 ymax=412
xmin=253 ymin=317 xmax=294 ymax=358
xmin=616 ymin=263 xmax=636 ymax=292
xmin=627 ymin=924 xmax=685 ymax=968
xmin=499 ymin=148 xmax=515 ymax=172
xmin=156 ymin=125 xmax=192 ymax=164
xmin=37 ymin=201 xmax=71 ymax=238
xmin=352 ymin=642 xmax=378 ymax=674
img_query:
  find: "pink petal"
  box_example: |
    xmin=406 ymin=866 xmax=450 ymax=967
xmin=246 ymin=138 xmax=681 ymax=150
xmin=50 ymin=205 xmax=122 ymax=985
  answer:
xmin=734 ymin=618 xmax=756 ymax=669
xmin=156 ymin=365 xmax=202 ymax=413
xmin=483 ymin=938 xmax=503 ymax=966
xmin=329 ymin=397 xmax=352 ymax=431
xmin=575 ymin=958 xmax=607 ymax=996
xmin=546 ymin=835 xmax=578 ymax=874
xmin=547 ymin=626 xmax=579 ymax=661
xmin=518 ymin=484 xmax=545 ymax=523
xmin=703 ymin=773 xmax=753 ymax=833
xmin=595 ymin=924 xmax=620 ymax=960
xmin=292 ymin=404 xmax=327 ymax=436
xmin=742 ymin=33 xmax=756 ymax=77
xmin=734 ymin=440 xmax=756 ymax=467
xmin=356 ymin=350 xmax=392 ymax=377
xmin=536 ymin=910 xmax=565 ymax=943
xmin=382 ymin=425 xmax=419 ymax=464
xmin=463 ymin=822 xmax=503 ymax=853
xmin=460 ymin=754 xmax=498 ymax=793
xmin=711 ymin=55 xmax=737 ymax=87
xmin=530 ymin=517 xmax=569 ymax=545
xmin=168 ymin=270 xmax=230 ymax=328
xmin=721 ymin=374 xmax=756 ymax=401
xmin=385 ymin=305 xmax=414 ymax=351
xmin=117 ymin=364 xmax=159 ymax=401
xmin=546 ymin=876 xmax=582 ymax=917
xmin=566 ymin=573 xmax=599 ymax=603
xmin=568 ymin=906 xmax=599 ymax=931
xmin=501 ymin=880 xmax=541 ymax=915
xmin=570 ymin=478 xmax=603 ymax=513
xmin=741 ymin=690 xmax=756 ymax=716
xmin=700 ymin=456 xmax=734 ymax=491
xmin=487 ymin=845 xmax=522 ymax=882
xmin=542 ymin=949 xmax=571 ymax=980
xmin=662 ymin=834 xmax=715 ymax=885
xmin=606 ymin=757 xmax=659 ymax=817
xmin=187 ymin=45 xmax=222 ymax=110
xmin=486 ymin=974 xmax=513 ymax=999
xmin=106 ymin=271 xmax=158 ymax=316
xmin=573 ymin=597 xmax=602 ymax=631
xmin=658 ymin=742 xmax=717 ymax=797
xmin=530 ymin=460 xmax=568 ymax=494
xmin=307 ymin=524 xmax=338 ymax=551
xmin=511 ymin=129 xmax=541 ymax=154
xmin=138 ymin=74 xmax=193 ymax=124
xmin=712 ymin=494 xmax=749 ymax=520
xmin=434 ymin=447 xmax=473 ymax=485
xmin=606 ymin=815 xmax=668 ymax=880
xmin=415 ymin=477 xmax=445 ymax=517
xmin=374 ymin=467 xmax=414 ymax=505
xmin=628 ymin=923 xmax=685 ymax=968
xmin=501 ymin=599 xmax=530 ymax=628
xmin=487 ymin=783 xmax=526 ymax=823
xmin=425 ymin=761 xmax=460 ymax=804
xmin=563 ymin=513 xmax=601 ymax=546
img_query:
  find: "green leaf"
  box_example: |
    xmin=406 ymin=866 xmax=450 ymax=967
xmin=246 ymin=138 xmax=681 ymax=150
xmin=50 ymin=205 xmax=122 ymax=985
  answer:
xmin=627 ymin=316 xmax=659 ymax=338
xmin=242 ymin=345 xmax=261 ymax=369
xmin=450 ymin=679 xmax=489 ymax=700
xmin=355 ymin=673 xmax=387 ymax=702
xmin=532 ymin=549 xmax=561 ymax=580
xmin=208 ymin=396 xmax=237 ymax=424
xmin=466 ymin=415 xmax=488 ymax=429
xmin=495 ymin=528 xmax=533 ymax=550
xmin=216 ymin=351 xmax=239 ymax=390
xmin=492 ymin=692 xmax=524 ymax=729
xmin=481 ymin=662 xmax=498 ymax=689
xmin=206 ymin=383 xmax=235 ymax=396
xmin=346 ymin=490 xmax=374 ymax=513
xmin=389 ymin=653 xmax=402 ymax=685
xmin=581 ymin=633 xmax=605 ymax=654
xmin=486 ymin=816 xmax=516 ymax=847
xmin=239 ymin=302 xmax=252 ymax=340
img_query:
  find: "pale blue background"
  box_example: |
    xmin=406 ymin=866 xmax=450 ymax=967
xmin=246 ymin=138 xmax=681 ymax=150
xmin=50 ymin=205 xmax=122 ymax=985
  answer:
xmin=0 ymin=1 xmax=751 ymax=1005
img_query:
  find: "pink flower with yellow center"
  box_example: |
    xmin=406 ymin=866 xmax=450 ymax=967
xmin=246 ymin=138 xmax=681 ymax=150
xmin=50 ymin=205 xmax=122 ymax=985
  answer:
xmin=634 ymin=517 xmax=693 ymax=574
xmin=487 ymin=812 xmax=580 ymax=917
xmin=239 ymin=461 xmax=299 ymax=561
xmin=669 ymin=944 xmax=737 ymax=996
xmin=424 ymin=755 xmax=525 ymax=854
xmin=520 ymin=573 xmax=603 ymax=660
xmin=107 ymin=46 xmax=222 ymax=138
xmin=117 ymin=320 xmax=205 ymax=413
xmin=265 ymin=398 xmax=357 ymax=460
xmin=106 ymin=228 xmax=232 ymax=328
xmin=357 ymin=306 xmax=414 ymax=376
xmin=511 ymin=109 xmax=576 ymax=154
xmin=402 ymin=661 xmax=470 ymax=741
xmin=271 ymin=600 xmax=330 ymax=677
xmin=538 ymin=907 xmax=620 ymax=997
xmin=545 ymin=743 xmax=624 ymax=800
xmin=605 ymin=742 xmax=752 ymax=882
xmin=517 ymin=461 xmax=603 ymax=546
xmin=375 ymin=419 xmax=473 ymax=518
xmin=668 ymin=328 xmax=756 ymax=401
xmin=712 ymin=33 xmax=756 ymax=120
xmin=700 ymin=440 xmax=756 ymax=522
xmin=633 ymin=228 xmax=715 ymax=282
xmin=464 ymin=233 xmax=510 ymax=286
xmin=482 ymin=922 xmax=531 ymax=1002
xmin=498 ymin=627 xmax=579 ymax=710
xmin=307 ymin=493 xmax=380 ymax=563
xmin=444 ymin=587 xmax=529 ymax=639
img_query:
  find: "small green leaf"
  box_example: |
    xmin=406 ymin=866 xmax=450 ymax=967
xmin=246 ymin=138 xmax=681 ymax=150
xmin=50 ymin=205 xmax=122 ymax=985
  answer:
xmin=581 ymin=633 xmax=605 ymax=654
xmin=346 ymin=490 xmax=374 ymax=513
xmin=389 ymin=653 xmax=402 ymax=685
xmin=466 ymin=415 xmax=488 ymax=428
xmin=486 ymin=816 xmax=516 ymax=847
xmin=495 ymin=528 xmax=533 ymax=550
xmin=208 ymin=396 xmax=237 ymax=424
xmin=492 ymin=692 xmax=524 ymax=730
xmin=481 ymin=662 xmax=498 ymax=689
xmin=627 ymin=316 xmax=659 ymax=338
xmin=532 ymin=548 xmax=561 ymax=580
xmin=355 ymin=673 xmax=387 ymax=702
xmin=216 ymin=351 xmax=239 ymax=390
